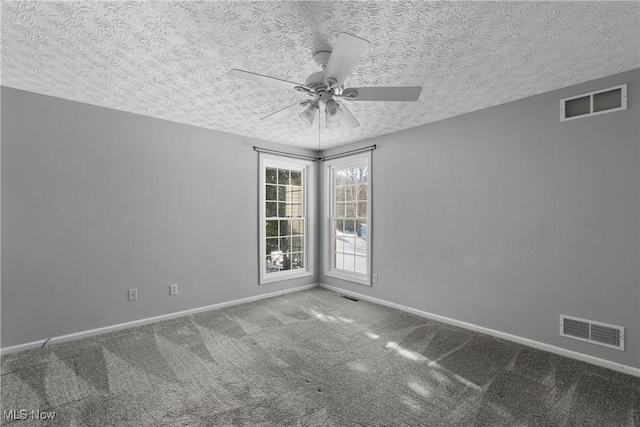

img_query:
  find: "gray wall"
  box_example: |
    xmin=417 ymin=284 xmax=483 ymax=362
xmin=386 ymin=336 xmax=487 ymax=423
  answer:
xmin=3 ymin=69 xmax=639 ymax=368
xmin=1 ymin=87 xmax=318 ymax=348
xmin=320 ymin=69 xmax=640 ymax=368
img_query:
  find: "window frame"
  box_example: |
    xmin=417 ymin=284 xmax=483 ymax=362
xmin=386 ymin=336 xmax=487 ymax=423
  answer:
xmin=259 ymin=154 xmax=314 ymax=285
xmin=324 ymin=152 xmax=372 ymax=286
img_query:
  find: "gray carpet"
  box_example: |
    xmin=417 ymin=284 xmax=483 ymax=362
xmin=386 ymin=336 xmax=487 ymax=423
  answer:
xmin=1 ymin=288 xmax=639 ymax=426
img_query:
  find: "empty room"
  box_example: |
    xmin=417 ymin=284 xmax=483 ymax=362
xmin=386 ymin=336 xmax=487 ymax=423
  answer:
xmin=1 ymin=1 xmax=639 ymax=426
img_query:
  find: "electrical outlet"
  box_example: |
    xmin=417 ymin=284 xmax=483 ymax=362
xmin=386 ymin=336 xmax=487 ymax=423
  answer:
xmin=373 ymin=274 xmax=378 ymax=283
xmin=128 ymin=289 xmax=138 ymax=301
xmin=170 ymin=284 xmax=178 ymax=296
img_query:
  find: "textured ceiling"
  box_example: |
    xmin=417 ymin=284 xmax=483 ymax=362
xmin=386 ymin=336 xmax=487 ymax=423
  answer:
xmin=2 ymin=1 xmax=639 ymax=150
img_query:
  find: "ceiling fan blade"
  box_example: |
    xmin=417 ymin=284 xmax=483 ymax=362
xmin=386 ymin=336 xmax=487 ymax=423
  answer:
xmin=334 ymin=101 xmax=360 ymax=129
xmin=228 ymin=69 xmax=307 ymax=91
xmin=340 ymin=86 xmax=422 ymax=101
xmin=322 ymin=33 xmax=370 ymax=88
xmin=261 ymin=100 xmax=310 ymax=121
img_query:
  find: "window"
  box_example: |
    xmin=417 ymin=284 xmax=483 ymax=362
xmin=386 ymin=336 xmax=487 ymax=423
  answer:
xmin=259 ymin=154 xmax=314 ymax=284
xmin=325 ymin=153 xmax=371 ymax=285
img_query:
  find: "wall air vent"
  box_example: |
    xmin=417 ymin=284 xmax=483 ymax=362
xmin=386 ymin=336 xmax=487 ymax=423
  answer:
xmin=560 ymin=84 xmax=627 ymax=122
xmin=560 ymin=315 xmax=624 ymax=351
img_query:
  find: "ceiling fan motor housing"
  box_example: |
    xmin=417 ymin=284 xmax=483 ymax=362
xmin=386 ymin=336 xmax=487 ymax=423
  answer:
xmin=305 ymin=71 xmax=325 ymax=87
xmin=305 ymin=69 xmax=337 ymax=109
xmin=325 ymin=99 xmax=343 ymax=122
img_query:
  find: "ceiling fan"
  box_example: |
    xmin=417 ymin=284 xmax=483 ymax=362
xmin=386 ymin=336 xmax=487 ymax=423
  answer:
xmin=227 ymin=33 xmax=422 ymax=130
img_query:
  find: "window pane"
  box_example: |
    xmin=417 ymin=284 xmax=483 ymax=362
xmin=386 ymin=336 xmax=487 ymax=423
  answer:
xmin=288 ymin=186 xmax=302 ymax=203
xmin=279 ymin=237 xmax=291 ymax=253
xmin=291 ymin=252 xmax=304 ymax=269
xmin=357 ymin=184 xmax=367 ymax=201
xmin=336 ymin=186 xmax=345 ymax=202
xmin=266 ymin=168 xmax=278 ymax=184
xmin=356 ymin=219 xmax=368 ymax=241
xmin=345 ymin=185 xmax=356 ymax=202
xmin=344 ymin=170 xmax=355 ymax=185
xmin=291 ymin=219 xmax=304 ymax=235
xmin=336 ymin=170 xmax=347 ymax=186
xmin=357 ymin=201 xmax=367 ymax=218
xmin=334 ymin=251 xmax=343 ymax=269
xmin=266 ymin=185 xmax=277 ymax=201
xmin=345 ymin=202 xmax=356 ymax=218
xmin=336 ymin=202 xmax=345 ymax=217
xmin=266 ymin=202 xmax=277 ymax=218
xmin=291 ymin=170 xmax=301 ymax=186
xmin=343 ymin=253 xmax=355 ymax=271
xmin=266 ymin=220 xmax=278 ymax=237
xmin=355 ymin=224 xmax=367 ymax=257
xmin=278 ymin=202 xmax=286 ymax=217
xmin=266 ymin=238 xmax=278 ymax=254
xmin=334 ymin=219 xmax=345 ymax=253
xmin=359 ymin=167 xmax=368 ymax=183
xmin=292 ymin=236 xmax=303 ymax=252
xmin=278 ymin=169 xmax=290 ymax=185
xmin=355 ymin=256 xmax=367 ymax=274
xmin=341 ymin=236 xmax=355 ymax=255
xmin=266 ymin=251 xmax=283 ymax=273
xmin=279 ymin=220 xmax=291 ymax=236
xmin=288 ymin=203 xmax=302 ymax=218
xmin=344 ymin=219 xmax=356 ymax=234
xmin=282 ymin=253 xmax=292 ymax=271
xmin=277 ymin=186 xmax=287 ymax=201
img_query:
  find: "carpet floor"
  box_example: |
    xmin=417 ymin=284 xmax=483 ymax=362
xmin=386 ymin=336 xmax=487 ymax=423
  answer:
xmin=1 ymin=287 xmax=639 ymax=426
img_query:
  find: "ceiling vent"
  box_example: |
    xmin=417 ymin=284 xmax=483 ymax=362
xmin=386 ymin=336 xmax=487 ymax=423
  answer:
xmin=560 ymin=84 xmax=627 ymax=122
xmin=560 ymin=315 xmax=624 ymax=351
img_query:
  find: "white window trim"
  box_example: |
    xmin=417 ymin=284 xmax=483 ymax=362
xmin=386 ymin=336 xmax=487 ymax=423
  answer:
xmin=324 ymin=152 xmax=371 ymax=286
xmin=259 ymin=154 xmax=314 ymax=285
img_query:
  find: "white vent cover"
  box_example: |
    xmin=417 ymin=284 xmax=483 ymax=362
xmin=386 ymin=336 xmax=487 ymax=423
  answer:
xmin=560 ymin=315 xmax=624 ymax=351
xmin=560 ymin=84 xmax=627 ymax=122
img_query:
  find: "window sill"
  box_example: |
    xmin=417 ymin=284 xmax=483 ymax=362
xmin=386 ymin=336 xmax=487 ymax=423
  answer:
xmin=260 ymin=270 xmax=313 ymax=285
xmin=324 ymin=270 xmax=371 ymax=286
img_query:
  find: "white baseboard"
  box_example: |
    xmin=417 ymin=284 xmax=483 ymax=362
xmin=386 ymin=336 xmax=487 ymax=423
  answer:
xmin=319 ymin=283 xmax=640 ymax=377
xmin=0 ymin=284 xmax=319 ymax=355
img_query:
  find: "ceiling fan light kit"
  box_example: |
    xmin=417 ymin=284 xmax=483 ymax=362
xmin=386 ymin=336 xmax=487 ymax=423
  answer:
xmin=325 ymin=118 xmax=341 ymax=130
xmin=299 ymin=103 xmax=318 ymax=125
xmin=228 ymin=33 xmax=423 ymax=131
xmin=325 ymin=100 xmax=343 ymax=122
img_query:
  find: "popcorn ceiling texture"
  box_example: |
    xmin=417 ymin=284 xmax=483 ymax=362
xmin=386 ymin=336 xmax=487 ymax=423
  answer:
xmin=2 ymin=1 xmax=639 ymax=149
